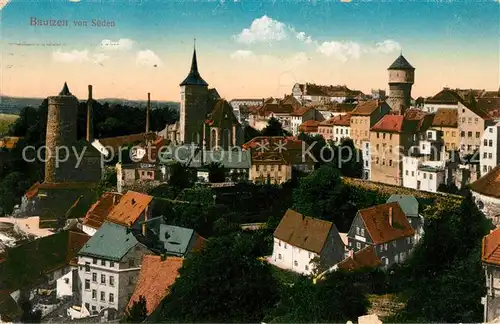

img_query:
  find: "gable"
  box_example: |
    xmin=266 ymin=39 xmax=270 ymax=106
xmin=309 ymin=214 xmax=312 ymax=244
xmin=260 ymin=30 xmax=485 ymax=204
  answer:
xmin=346 ymin=213 xmax=373 ymax=244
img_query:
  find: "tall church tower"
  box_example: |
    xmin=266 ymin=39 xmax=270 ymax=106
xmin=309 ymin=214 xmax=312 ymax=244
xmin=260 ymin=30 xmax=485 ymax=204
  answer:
xmin=179 ymin=43 xmax=209 ymax=144
xmin=387 ymin=54 xmax=415 ymax=115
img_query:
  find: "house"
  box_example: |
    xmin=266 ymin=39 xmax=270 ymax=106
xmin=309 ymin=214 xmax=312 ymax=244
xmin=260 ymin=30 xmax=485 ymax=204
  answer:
xmin=458 ymin=101 xmax=494 ymax=156
xmin=75 ymin=222 xmax=152 ymax=320
xmin=470 ymin=165 xmax=500 ymax=226
xmin=313 ymin=102 xmax=356 ymax=120
xmin=156 ymin=225 xmax=206 ymax=257
xmin=332 ymin=113 xmax=352 ymax=143
xmin=298 ymin=120 xmax=322 ymax=136
xmin=370 ymin=110 xmax=434 ymax=186
xmin=126 ymin=255 xmax=183 ymax=317
xmin=229 ymin=98 xmax=265 ymax=124
xmin=423 ymin=88 xmax=465 ymax=113
xmin=105 ymin=191 xmax=154 ymax=230
xmin=481 ymin=228 xmax=500 ymax=322
xmin=243 ymin=137 xmax=314 ymax=184
xmin=318 ymin=117 xmax=336 ymax=141
xmin=270 ymin=209 xmax=345 ymax=275
xmin=292 ymin=83 xmax=364 ymax=104
xmin=290 ymin=107 xmax=322 ymax=135
xmin=402 ymin=159 xmax=446 ymax=193
xmin=92 ymin=133 xmax=158 ymax=160
xmin=350 ymin=100 xmax=391 ymax=149
xmin=480 ymin=122 xmax=500 ymax=177
xmin=82 ymin=192 xmax=123 ymax=236
xmin=431 ymin=108 xmax=459 ymax=152
xmin=248 ymin=102 xmax=295 ymax=131
xmin=0 ymin=229 xmax=89 ymax=314
xmin=336 ymin=246 xmax=382 ymax=271
xmin=346 ymin=202 xmax=415 ymax=268
xmin=386 ymin=195 xmax=424 ymax=243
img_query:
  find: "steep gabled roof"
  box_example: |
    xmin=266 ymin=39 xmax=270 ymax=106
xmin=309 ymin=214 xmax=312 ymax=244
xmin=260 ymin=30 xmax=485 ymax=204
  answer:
xmin=387 ymin=55 xmax=414 ymax=70
xmin=83 ymin=192 xmax=123 ymax=230
xmin=460 ymin=101 xmax=492 ymax=120
xmin=470 ymin=165 xmax=500 ymax=199
xmin=205 ymin=99 xmax=239 ymax=127
xmin=332 ymin=113 xmax=352 ymax=126
xmin=351 ymin=100 xmax=388 ymax=116
xmin=425 ymin=89 xmax=464 ymax=105
xmin=158 ymin=225 xmax=206 ymax=257
xmin=274 ymin=209 xmax=334 ymax=254
xmin=106 ymin=191 xmax=153 ymax=227
xmin=358 ymin=202 xmax=415 ymax=245
xmin=432 ymin=108 xmax=458 ymax=127
xmin=483 ymin=228 xmax=500 ymax=266
xmin=337 ymin=246 xmax=381 ymax=271
xmin=78 ymin=222 xmax=141 ymax=261
xmin=298 ymin=120 xmax=321 ymax=133
xmin=126 ymin=255 xmax=183 ymax=315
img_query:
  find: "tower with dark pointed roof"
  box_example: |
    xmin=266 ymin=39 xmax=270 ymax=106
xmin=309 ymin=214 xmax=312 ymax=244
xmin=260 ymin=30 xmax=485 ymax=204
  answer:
xmin=387 ymin=54 xmax=415 ymax=115
xmin=45 ymin=82 xmax=79 ymax=183
xmin=179 ymin=43 xmax=210 ymax=144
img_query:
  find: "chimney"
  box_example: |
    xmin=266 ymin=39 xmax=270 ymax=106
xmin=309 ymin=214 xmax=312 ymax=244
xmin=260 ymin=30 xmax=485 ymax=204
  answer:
xmin=146 ymin=93 xmax=151 ymax=134
xmin=389 ymin=207 xmax=393 ymax=226
xmin=160 ymin=253 xmax=166 ymax=261
xmin=112 ymin=194 xmax=117 ymax=205
xmin=86 ymin=85 xmax=93 ymax=142
xmin=142 ymin=222 xmax=146 ymax=237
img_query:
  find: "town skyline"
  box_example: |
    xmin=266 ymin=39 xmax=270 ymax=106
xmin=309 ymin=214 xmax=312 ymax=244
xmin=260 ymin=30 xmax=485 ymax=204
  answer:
xmin=1 ymin=0 xmax=498 ymax=101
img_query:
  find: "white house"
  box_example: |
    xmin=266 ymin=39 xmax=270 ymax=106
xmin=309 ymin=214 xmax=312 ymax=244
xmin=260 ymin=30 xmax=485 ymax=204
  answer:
xmin=269 ymin=209 xmax=345 ymax=275
xmin=74 ymin=222 xmax=151 ymax=321
xmin=480 ymin=122 xmax=500 ymax=177
xmin=332 ymin=113 xmax=352 ymax=143
xmin=362 ymin=141 xmax=371 ymax=180
xmin=470 ymin=165 xmax=500 ymax=226
xmin=402 ymin=157 xmax=446 ymax=193
xmin=422 ymin=88 xmax=462 ymax=113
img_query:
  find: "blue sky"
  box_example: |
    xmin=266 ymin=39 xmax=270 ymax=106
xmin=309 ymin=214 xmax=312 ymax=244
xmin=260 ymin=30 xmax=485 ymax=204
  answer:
xmin=1 ymin=0 xmax=498 ymax=100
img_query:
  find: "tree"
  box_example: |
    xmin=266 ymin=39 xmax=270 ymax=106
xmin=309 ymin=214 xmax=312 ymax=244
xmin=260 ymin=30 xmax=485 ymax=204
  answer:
xmin=265 ymin=271 xmax=369 ymax=323
xmin=242 ymin=125 xmax=261 ymax=143
xmin=19 ymin=299 xmax=41 ymax=323
xmin=156 ymin=233 xmax=279 ymax=322
xmin=261 ymin=117 xmax=291 ymax=137
xmin=207 ymin=162 xmax=226 ymax=183
xmin=95 ymin=166 xmax=117 ymax=198
xmin=123 ymin=295 xmax=148 ymax=323
xmin=336 ymin=138 xmax=363 ymax=178
xmin=0 ymin=172 xmax=31 ymax=215
xmin=167 ymin=162 xmax=196 ymax=197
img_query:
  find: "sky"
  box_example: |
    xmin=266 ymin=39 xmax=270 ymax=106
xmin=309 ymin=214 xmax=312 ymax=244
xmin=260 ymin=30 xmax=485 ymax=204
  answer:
xmin=0 ymin=0 xmax=499 ymax=101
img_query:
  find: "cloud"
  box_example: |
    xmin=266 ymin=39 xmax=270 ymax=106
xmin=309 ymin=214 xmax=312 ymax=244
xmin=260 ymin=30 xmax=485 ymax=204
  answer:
xmin=368 ymin=40 xmax=401 ymax=54
xmin=229 ymin=50 xmax=255 ymax=60
xmin=234 ymin=15 xmax=288 ymax=44
xmin=100 ymin=38 xmax=135 ymax=51
xmin=316 ymin=41 xmax=362 ymax=62
xmin=52 ymin=49 xmax=110 ymax=65
xmin=136 ymin=49 xmax=162 ymax=67
xmin=52 ymin=49 xmax=90 ymax=63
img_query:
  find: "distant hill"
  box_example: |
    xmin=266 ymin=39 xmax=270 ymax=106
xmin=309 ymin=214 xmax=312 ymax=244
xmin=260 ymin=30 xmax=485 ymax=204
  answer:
xmin=0 ymin=95 xmax=179 ymax=115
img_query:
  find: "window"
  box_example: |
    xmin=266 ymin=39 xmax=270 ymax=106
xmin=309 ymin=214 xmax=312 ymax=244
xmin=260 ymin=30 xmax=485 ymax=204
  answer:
xmin=389 ymin=160 xmax=392 ymax=166
xmin=461 ymin=131 xmax=465 ymax=137
xmin=360 ymin=228 xmax=365 ymax=236
xmin=294 ymin=261 xmax=298 ymax=266
xmin=109 ymin=293 xmax=114 ymax=304
xmin=430 ymin=174 xmax=433 ymax=180
xmin=64 ymin=278 xmax=69 ymax=284
xmin=356 ymin=227 xmax=360 ymax=235
xmin=490 ymin=128 xmax=494 ymax=133
xmin=489 ymin=140 xmax=493 ymax=147
xmin=484 ymin=165 xmax=488 ymax=172
xmin=101 ymin=274 xmax=106 ymax=284
xmin=384 ymin=243 xmax=388 ymax=250
xmin=92 ymin=258 xmax=97 ymax=264
xmin=278 ymin=240 xmax=281 ymax=247
xmin=305 ymin=265 xmax=309 ymax=271
xmin=128 ymin=259 xmax=135 ymax=267
xmin=101 ymin=260 xmax=105 ymax=266
xmin=423 ymin=173 xmax=427 ymax=179
xmin=484 ymin=139 xmax=488 ymax=146
xmin=383 ymin=133 xmax=386 ymax=139
xmin=489 ymin=153 xmax=493 ymax=159
xmin=92 ymin=289 xmax=97 ymax=300
xmin=84 ymin=279 xmax=90 ymax=290
xmin=412 ymin=171 xmax=415 ymax=176
xmin=405 ymin=170 xmax=409 ymax=176
xmin=278 ymin=254 xmax=282 ymax=259
xmin=92 ymin=273 xmax=97 ymax=282
xmin=308 ymin=252 xmax=312 ymax=258
xmin=395 ymin=254 xmax=399 ymax=263
xmin=284 ymin=243 xmax=287 ymax=249
xmin=85 ymin=262 xmax=90 ymax=273
xmin=356 ymin=242 xmax=361 ymax=249
xmin=389 ymin=134 xmax=393 ymax=140
xmin=476 ymin=132 xmax=480 ymax=138
xmin=110 ymin=262 xmax=114 ymax=268
xmin=468 ymin=131 xmax=472 ymax=138
xmin=85 ymin=303 xmax=90 ymax=312
xmin=100 ymin=291 xmax=105 ymax=301
xmin=484 ymin=152 xmax=488 ymax=158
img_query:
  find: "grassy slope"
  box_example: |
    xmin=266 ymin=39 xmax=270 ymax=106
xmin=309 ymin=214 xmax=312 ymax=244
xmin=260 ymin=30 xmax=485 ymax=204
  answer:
xmin=0 ymin=114 xmax=18 ymax=135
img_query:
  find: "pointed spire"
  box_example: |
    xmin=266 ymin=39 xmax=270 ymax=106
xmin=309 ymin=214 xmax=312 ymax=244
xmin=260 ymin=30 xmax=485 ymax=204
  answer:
xmin=180 ymin=40 xmax=208 ymax=87
xmin=59 ymin=82 xmax=72 ymax=96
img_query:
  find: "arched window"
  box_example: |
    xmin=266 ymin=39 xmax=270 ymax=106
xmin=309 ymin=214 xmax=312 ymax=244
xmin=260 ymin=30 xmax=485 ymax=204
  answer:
xmin=222 ymin=129 xmax=231 ymax=149
xmin=191 ymin=132 xmax=200 ymax=145
xmin=210 ymin=129 xmax=217 ymax=149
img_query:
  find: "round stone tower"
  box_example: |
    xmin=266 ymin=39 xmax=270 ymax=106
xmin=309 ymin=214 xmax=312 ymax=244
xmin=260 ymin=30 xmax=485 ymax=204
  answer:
xmin=45 ymin=82 xmax=79 ymax=183
xmin=387 ymin=54 xmax=415 ymax=115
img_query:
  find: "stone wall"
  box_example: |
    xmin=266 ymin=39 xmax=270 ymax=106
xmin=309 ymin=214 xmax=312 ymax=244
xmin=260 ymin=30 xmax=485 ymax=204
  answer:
xmin=473 ymin=192 xmax=500 ymax=226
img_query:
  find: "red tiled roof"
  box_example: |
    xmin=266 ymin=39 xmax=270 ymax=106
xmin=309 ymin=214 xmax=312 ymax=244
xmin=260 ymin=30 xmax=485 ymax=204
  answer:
xmin=482 ymin=228 xmax=500 ymax=266
xmin=358 ymin=202 xmax=415 ymax=245
xmin=0 ymin=137 xmax=22 ymax=150
xmin=351 ymin=100 xmax=385 ymax=116
xmin=337 ymin=246 xmax=381 ymax=271
xmin=370 ymin=115 xmax=405 ymax=133
xmin=432 ymin=108 xmax=458 ymax=127
xmin=332 ymin=113 xmax=352 ymax=126
xmin=106 ymin=191 xmax=153 ymax=227
xmin=298 ymin=120 xmax=321 ymax=133
xmin=67 ymin=230 xmax=91 ymax=265
xmin=25 ymin=182 xmax=41 ymax=200
xmin=83 ymin=192 xmax=123 ymax=229
xmin=319 ymin=117 xmax=337 ymax=126
xmin=274 ymin=209 xmax=334 ymax=254
xmin=127 ymin=255 xmax=183 ymax=315
xmin=290 ymin=107 xmax=313 ymax=116
xmin=470 ymin=165 xmax=500 ymax=199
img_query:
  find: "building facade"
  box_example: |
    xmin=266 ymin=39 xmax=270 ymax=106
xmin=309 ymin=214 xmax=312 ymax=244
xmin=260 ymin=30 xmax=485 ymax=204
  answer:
xmin=480 ymin=122 xmax=500 ymax=176
xmin=386 ymin=55 xmax=415 ymax=115
xmin=350 ymin=100 xmax=391 ymax=149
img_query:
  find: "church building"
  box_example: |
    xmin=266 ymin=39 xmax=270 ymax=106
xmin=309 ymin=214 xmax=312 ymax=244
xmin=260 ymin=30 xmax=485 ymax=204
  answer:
xmin=168 ymin=45 xmax=242 ymax=149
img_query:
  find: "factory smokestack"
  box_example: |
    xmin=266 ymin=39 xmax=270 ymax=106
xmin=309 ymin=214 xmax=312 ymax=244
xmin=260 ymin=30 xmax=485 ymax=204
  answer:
xmin=146 ymin=92 xmax=151 ymax=134
xmin=86 ymin=85 xmax=93 ymax=142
